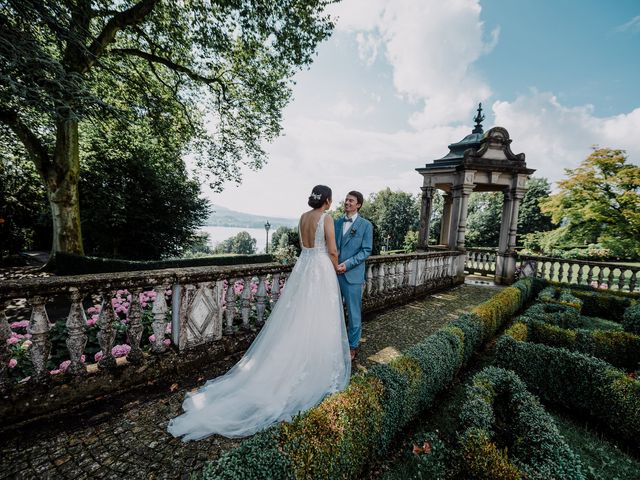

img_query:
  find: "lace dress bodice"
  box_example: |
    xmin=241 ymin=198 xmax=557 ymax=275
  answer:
xmin=300 ymin=212 xmax=327 ymax=253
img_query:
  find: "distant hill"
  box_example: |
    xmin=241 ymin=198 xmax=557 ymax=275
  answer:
xmin=205 ymin=205 xmax=298 ymax=228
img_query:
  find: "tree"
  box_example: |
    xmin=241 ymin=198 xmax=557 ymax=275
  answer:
xmin=271 ymin=226 xmax=301 ymax=256
xmin=79 ymin=117 xmax=210 ymax=260
xmin=517 ymin=177 xmax=554 ymax=237
xmin=465 ymin=192 xmax=503 ymax=247
xmin=214 ymin=231 xmax=257 ymax=255
xmin=360 ymin=188 xmax=419 ymax=251
xmin=540 ymin=148 xmax=640 ymax=257
xmin=0 ymin=1 xmax=336 ymax=257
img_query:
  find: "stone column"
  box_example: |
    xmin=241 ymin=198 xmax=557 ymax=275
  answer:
xmin=495 ymin=175 xmax=528 ymax=284
xmin=417 ymin=186 xmax=435 ymax=250
xmin=439 ymin=192 xmax=452 ymax=246
xmin=456 ymin=185 xmax=474 ymax=249
xmin=447 ymin=187 xmax=463 ymax=249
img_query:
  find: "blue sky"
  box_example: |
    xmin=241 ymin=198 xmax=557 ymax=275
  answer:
xmin=205 ymin=0 xmax=640 ymax=218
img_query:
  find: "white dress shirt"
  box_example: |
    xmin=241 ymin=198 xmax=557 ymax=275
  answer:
xmin=342 ymin=213 xmax=359 ymax=235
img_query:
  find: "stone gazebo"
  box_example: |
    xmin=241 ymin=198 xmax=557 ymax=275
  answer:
xmin=416 ymin=104 xmax=535 ymax=284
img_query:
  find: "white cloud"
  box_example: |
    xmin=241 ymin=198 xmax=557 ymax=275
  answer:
xmin=492 ymin=92 xmax=640 ymax=188
xmin=615 ymin=15 xmax=640 ymax=33
xmin=330 ymin=0 xmax=498 ymax=127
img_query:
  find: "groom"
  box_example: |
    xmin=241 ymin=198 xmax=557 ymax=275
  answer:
xmin=335 ymin=191 xmax=373 ymax=361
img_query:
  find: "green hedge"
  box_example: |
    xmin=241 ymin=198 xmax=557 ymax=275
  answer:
xmin=496 ymin=335 xmax=640 ymax=446
xmin=623 ymin=303 xmax=640 ymax=335
xmin=200 ymin=278 xmax=541 ymax=479
xmin=568 ymin=287 xmax=637 ymax=321
xmin=510 ymin=318 xmax=640 ymax=371
xmin=457 ymin=367 xmax=584 ymax=480
xmin=537 ymin=286 xmax=583 ymax=311
xmin=53 ymin=252 xmax=274 ymax=275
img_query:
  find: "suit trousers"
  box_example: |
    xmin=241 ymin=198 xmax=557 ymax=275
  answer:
xmin=338 ymin=275 xmax=364 ymax=349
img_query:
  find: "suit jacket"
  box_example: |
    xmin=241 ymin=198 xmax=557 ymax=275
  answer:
xmin=334 ymin=215 xmax=373 ymax=284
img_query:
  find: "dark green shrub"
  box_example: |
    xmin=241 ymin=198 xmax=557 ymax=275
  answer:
xmin=458 ymin=367 xmax=584 ymax=480
xmin=201 ymin=426 xmax=292 ymax=480
xmin=496 ymin=335 xmax=640 ymax=445
xmin=381 ymin=431 xmax=449 ymax=480
xmin=570 ymin=287 xmax=636 ymax=321
xmin=622 ymin=303 xmax=640 ymax=335
xmin=54 ymin=252 xmax=274 ymax=275
xmin=537 ymin=286 xmax=583 ymax=311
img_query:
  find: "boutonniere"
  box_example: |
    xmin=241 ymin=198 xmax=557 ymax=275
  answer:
xmin=350 ymin=227 xmax=357 ymax=237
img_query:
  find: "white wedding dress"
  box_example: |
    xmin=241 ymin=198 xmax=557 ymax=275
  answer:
xmin=167 ymin=213 xmax=351 ymax=440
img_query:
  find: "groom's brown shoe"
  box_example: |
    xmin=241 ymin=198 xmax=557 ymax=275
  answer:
xmin=350 ymin=348 xmax=357 ymax=361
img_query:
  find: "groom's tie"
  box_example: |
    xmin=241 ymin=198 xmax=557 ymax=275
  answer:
xmin=343 ymin=216 xmax=353 ymax=223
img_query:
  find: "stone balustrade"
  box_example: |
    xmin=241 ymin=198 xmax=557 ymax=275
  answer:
xmin=517 ymin=255 xmax=640 ymax=292
xmin=465 ymin=248 xmax=497 ymax=276
xmin=0 ymin=251 xmax=462 ymax=394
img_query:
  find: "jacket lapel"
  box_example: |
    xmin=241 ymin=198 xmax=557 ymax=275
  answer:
xmin=343 ymin=216 xmax=361 ymax=248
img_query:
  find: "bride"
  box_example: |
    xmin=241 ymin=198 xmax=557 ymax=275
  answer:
xmin=167 ymin=185 xmax=351 ymax=440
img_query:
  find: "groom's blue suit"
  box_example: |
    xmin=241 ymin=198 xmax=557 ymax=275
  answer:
xmin=335 ymin=215 xmax=373 ymax=349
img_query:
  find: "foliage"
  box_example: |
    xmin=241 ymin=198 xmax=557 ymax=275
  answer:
xmin=457 ymin=367 xmax=584 ymax=480
xmin=622 ymin=304 xmax=640 ymax=335
xmin=465 ymin=192 xmax=504 ymax=248
xmin=380 ymin=431 xmax=449 ymax=480
xmin=78 ymin=118 xmax=210 ymax=260
xmin=271 ymin=226 xmax=301 ymax=256
xmin=403 ymin=230 xmax=419 ymax=252
xmin=537 ymin=286 xmax=583 ymax=311
xmin=358 ymin=188 xmax=420 ymax=251
xmin=53 ymin=252 xmax=273 ymax=275
xmin=496 ymin=334 xmax=640 ymax=445
xmin=0 ymin=0 xmax=336 ymax=255
xmin=465 ymin=177 xmax=553 ymax=248
xmin=540 ymin=148 xmax=640 ymax=258
xmin=213 ymin=231 xmax=257 ymax=255
xmin=0 ymin=149 xmax=49 ymax=257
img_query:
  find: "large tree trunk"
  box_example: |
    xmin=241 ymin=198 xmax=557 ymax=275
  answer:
xmin=46 ymin=117 xmax=84 ymax=257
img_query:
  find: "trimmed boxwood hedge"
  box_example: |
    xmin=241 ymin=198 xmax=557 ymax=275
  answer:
xmin=496 ymin=334 xmax=640 ymax=446
xmin=457 ymin=367 xmax=584 ymax=479
xmin=623 ymin=303 xmax=640 ymax=335
xmin=537 ymin=286 xmax=583 ymax=311
xmin=200 ymin=278 xmax=542 ymax=479
xmin=53 ymin=251 xmax=274 ymax=275
xmin=509 ymin=318 xmax=640 ymax=371
xmin=563 ymin=284 xmax=637 ymax=321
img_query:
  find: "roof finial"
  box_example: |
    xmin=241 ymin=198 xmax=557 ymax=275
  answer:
xmin=472 ymin=102 xmax=485 ymax=134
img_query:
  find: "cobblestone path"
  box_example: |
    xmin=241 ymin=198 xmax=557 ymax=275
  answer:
xmin=1 ymin=283 xmax=499 ymax=480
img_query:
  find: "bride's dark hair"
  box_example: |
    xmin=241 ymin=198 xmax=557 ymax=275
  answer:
xmin=308 ymin=185 xmax=332 ymax=208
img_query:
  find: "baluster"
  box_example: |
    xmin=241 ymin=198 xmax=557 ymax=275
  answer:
xmin=586 ymin=265 xmax=594 ymax=285
xmin=552 ymin=262 xmax=560 ymax=282
xmin=562 ymin=263 xmax=570 ymax=283
xmin=482 ymin=253 xmax=489 ymax=273
xmin=539 ymin=261 xmax=547 ymax=280
xmin=597 ymin=267 xmax=605 ymax=287
xmin=65 ymin=288 xmax=87 ymax=377
xmin=97 ymin=290 xmax=117 ymax=369
xmin=366 ymin=264 xmax=374 ymax=297
xmin=0 ymin=300 xmax=11 ymax=389
xmin=28 ymin=295 xmax=51 ymax=383
xmin=151 ymin=284 xmax=169 ymax=353
xmin=378 ymin=263 xmax=386 ymax=294
xmin=629 ymin=271 xmax=638 ymax=293
xmin=127 ymin=287 xmax=144 ymax=365
xmin=617 ymin=268 xmax=626 ymax=291
xmin=605 ymin=267 xmax=614 ymax=289
xmin=403 ymin=260 xmax=410 ymax=287
xmin=225 ymin=278 xmax=236 ymax=334
xmin=270 ymin=273 xmax=281 ymax=304
xmin=255 ymin=276 xmax=268 ymax=325
xmin=576 ymin=264 xmax=584 ymax=285
xmin=391 ymin=263 xmax=398 ymax=289
xmin=241 ymin=276 xmax=253 ymax=330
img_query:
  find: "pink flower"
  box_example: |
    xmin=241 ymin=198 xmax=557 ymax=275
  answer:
xmin=163 ymin=339 xmax=171 ymax=346
xmin=49 ymin=369 xmax=62 ymax=375
xmin=81 ymin=355 xmax=86 ymax=363
xmin=8 ymin=358 xmax=17 ymax=369
xmin=141 ymin=302 xmax=148 ymax=309
xmin=86 ymin=318 xmax=97 ymax=327
xmin=94 ymin=351 xmax=104 ymax=362
xmin=117 ymin=289 xmax=125 ymax=296
xmin=10 ymin=320 xmax=29 ymax=329
xmin=7 ymin=337 xmax=19 ymax=345
xmin=21 ymin=340 xmax=32 ymax=350
xmin=149 ymin=334 xmax=156 ymax=343
xmin=165 ymin=324 xmax=172 ymax=334
xmin=59 ymin=360 xmax=71 ymax=372
xmin=111 ymin=344 xmax=131 ymax=358
xmin=86 ymin=306 xmax=98 ymax=315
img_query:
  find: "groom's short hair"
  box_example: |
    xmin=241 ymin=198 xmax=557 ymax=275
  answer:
xmin=348 ymin=190 xmax=364 ymax=210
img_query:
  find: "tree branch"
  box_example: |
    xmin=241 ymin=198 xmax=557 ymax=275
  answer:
xmin=83 ymin=0 xmax=159 ymax=72
xmin=108 ymin=47 xmax=227 ymax=98
xmin=0 ymin=109 xmax=51 ymax=175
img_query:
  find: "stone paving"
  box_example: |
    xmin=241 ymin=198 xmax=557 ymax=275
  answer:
xmin=1 ymin=283 xmax=499 ymax=480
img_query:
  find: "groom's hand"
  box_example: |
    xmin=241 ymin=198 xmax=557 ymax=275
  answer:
xmin=336 ymin=263 xmax=347 ymax=274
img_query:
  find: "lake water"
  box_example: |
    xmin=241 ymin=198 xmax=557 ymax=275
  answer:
xmin=199 ymin=226 xmax=276 ymax=253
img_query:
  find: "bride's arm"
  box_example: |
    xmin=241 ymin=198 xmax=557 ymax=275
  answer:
xmin=324 ymin=215 xmax=340 ymax=270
